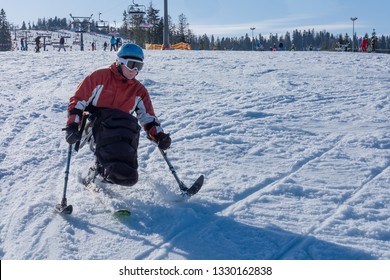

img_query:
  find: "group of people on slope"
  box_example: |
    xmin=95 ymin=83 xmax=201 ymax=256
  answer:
xmin=359 ymin=37 xmax=377 ymax=52
xmin=110 ymin=35 xmax=122 ymax=51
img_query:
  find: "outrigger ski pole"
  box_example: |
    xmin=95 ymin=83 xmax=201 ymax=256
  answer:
xmin=56 ymin=115 xmax=88 ymax=215
xmin=55 ymin=144 xmax=74 ymax=214
xmin=158 ymin=147 xmax=204 ymax=196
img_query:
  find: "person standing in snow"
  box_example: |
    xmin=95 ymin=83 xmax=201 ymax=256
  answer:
xmin=110 ymin=35 xmax=116 ymax=51
xmin=58 ymin=36 xmax=66 ymax=52
xmin=290 ymin=43 xmax=296 ymax=51
xmin=116 ymin=37 xmax=122 ymax=50
xmin=35 ymin=36 xmax=41 ymax=53
xmin=64 ymin=43 xmax=171 ymax=186
xmin=20 ymin=38 xmax=25 ymax=51
xmin=360 ymin=37 xmax=368 ymax=52
xmin=371 ymin=35 xmax=377 ymax=52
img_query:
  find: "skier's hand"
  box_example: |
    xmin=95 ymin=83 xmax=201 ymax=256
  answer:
xmin=157 ymin=132 xmax=171 ymax=150
xmin=65 ymin=123 xmax=81 ymax=144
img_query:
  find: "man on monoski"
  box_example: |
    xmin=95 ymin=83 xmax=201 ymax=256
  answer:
xmin=64 ymin=43 xmax=171 ymax=186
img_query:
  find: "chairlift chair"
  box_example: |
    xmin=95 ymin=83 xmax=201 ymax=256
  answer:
xmin=128 ymin=0 xmax=146 ymax=15
xmin=69 ymin=14 xmax=93 ymax=33
xmin=96 ymin=21 xmax=110 ymax=29
xmin=108 ymin=30 xmax=120 ymax=36
xmin=96 ymin=13 xmax=110 ymax=30
xmin=140 ymin=22 xmax=153 ymax=28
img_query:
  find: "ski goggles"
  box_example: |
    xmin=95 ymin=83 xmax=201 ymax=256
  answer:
xmin=118 ymin=57 xmax=144 ymax=72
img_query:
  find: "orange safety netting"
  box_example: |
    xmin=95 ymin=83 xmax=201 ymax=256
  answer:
xmin=145 ymin=42 xmax=191 ymax=50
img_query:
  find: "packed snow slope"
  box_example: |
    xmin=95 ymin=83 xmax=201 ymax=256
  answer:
xmin=0 ymin=48 xmax=389 ymax=260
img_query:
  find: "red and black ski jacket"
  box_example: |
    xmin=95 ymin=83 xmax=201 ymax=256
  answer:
xmin=66 ymin=62 xmax=163 ymax=140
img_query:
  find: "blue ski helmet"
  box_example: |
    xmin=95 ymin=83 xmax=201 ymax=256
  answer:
xmin=117 ymin=43 xmax=144 ymax=61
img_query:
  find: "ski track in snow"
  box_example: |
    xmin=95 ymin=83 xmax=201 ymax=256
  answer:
xmin=1 ymin=35 xmax=390 ymax=259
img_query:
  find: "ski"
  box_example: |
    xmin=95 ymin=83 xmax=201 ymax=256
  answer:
xmin=83 ymin=180 xmax=131 ymax=217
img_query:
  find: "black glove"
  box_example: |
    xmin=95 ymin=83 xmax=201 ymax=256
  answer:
xmin=157 ymin=132 xmax=171 ymax=150
xmin=65 ymin=123 xmax=81 ymax=144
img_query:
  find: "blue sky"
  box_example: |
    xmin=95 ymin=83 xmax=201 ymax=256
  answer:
xmin=2 ymin=0 xmax=389 ymax=38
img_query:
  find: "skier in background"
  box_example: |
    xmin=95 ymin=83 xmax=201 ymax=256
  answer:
xmin=20 ymin=38 xmax=25 ymax=51
xmin=58 ymin=36 xmax=66 ymax=52
xmin=360 ymin=37 xmax=368 ymax=52
xmin=116 ymin=37 xmax=122 ymax=50
xmin=110 ymin=36 xmax=116 ymax=51
xmin=35 ymin=36 xmax=41 ymax=52
xmin=371 ymin=36 xmax=377 ymax=52
xmin=290 ymin=43 xmax=296 ymax=51
xmin=64 ymin=43 xmax=171 ymax=186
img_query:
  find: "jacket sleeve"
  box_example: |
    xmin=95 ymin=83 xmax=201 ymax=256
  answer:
xmin=134 ymin=88 xmax=164 ymax=140
xmin=66 ymin=72 xmax=103 ymax=125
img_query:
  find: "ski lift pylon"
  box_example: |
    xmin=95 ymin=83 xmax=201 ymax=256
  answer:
xmin=128 ymin=0 xmax=146 ymax=15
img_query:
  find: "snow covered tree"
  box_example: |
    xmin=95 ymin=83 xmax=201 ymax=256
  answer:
xmin=0 ymin=8 xmax=12 ymax=51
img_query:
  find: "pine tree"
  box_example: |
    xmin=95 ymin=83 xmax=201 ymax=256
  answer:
xmin=177 ymin=13 xmax=190 ymax=43
xmin=127 ymin=9 xmax=147 ymax=46
xmin=145 ymin=4 xmax=162 ymax=44
xmin=0 ymin=8 xmax=12 ymax=51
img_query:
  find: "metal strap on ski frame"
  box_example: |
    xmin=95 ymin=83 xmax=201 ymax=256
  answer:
xmin=76 ymin=112 xmax=97 ymax=152
xmin=74 ymin=113 xmax=88 ymax=152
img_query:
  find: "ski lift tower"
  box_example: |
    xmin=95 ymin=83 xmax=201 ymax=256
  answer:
xmin=250 ymin=27 xmax=256 ymax=51
xmin=162 ymin=0 xmax=170 ymax=49
xmin=69 ymin=13 xmax=93 ymax=51
xmin=350 ymin=17 xmax=357 ymax=52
